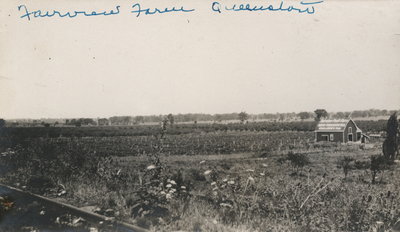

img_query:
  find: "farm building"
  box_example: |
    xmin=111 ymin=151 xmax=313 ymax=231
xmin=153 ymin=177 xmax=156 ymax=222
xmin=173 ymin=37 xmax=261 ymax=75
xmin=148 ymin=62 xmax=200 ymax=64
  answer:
xmin=315 ymin=119 xmax=368 ymax=143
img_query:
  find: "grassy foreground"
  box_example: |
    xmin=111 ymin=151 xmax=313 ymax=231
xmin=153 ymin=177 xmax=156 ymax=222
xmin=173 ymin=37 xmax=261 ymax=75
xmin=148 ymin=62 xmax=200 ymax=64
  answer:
xmin=0 ymin=131 xmax=399 ymax=231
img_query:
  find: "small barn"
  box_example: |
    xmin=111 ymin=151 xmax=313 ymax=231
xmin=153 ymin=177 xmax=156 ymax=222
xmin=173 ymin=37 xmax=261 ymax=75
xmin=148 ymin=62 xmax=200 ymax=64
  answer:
xmin=315 ymin=119 xmax=367 ymax=143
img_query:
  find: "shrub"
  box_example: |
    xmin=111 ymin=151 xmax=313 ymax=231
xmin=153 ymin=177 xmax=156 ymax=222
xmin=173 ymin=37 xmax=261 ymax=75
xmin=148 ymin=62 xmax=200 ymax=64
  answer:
xmin=337 ymin=156 xmax=354 ymax=179
xmin=286 ymin=152 xmax=311 ymax=174
xmin=370 ymin=155 xmax=388 ymax=184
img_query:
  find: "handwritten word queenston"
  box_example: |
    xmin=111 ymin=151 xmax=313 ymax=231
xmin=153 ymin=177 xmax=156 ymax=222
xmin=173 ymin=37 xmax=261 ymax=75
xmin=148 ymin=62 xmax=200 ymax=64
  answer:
xmin=212 ymin=1 xmax=324 ymax=14
xmin=18 ymin=5 xmax=121 ymax=21
xmin=131 ymin=3 xmax=195 ymax=17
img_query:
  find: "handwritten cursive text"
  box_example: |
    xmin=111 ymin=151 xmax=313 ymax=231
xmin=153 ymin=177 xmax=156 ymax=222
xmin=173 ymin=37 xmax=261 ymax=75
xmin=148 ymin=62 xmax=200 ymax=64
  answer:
xmin=131 ymin=3 xmax=195 ymax=17
xmin=211 ymin=0 xmax=324 ymax=14
xmin=17 ymin=4 xmax=121 ymax=21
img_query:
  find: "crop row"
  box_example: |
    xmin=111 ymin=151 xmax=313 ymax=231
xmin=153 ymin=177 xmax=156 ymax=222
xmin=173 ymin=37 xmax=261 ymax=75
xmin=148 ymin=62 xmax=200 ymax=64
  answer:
xmin=15 ymin=131 xmax=314 ymax=157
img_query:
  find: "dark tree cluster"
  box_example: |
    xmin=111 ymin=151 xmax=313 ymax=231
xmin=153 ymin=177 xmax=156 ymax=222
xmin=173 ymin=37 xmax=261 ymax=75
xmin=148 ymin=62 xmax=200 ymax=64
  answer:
xmin=383 ymin=113 xmax=399 ymax=162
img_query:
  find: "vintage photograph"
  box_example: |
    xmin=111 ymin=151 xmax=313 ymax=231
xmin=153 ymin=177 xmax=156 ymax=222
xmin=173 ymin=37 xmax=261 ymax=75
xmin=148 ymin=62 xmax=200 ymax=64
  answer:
xmin=1 ymin=0 xmax=400 ymax=231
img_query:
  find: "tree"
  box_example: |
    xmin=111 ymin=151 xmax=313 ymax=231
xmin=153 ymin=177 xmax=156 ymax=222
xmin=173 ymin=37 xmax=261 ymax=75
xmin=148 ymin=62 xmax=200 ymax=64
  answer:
xmin=135 ymin=116 xmax=144 ymax=124
xmin=214 ymin=114 xmax=222 ymax=122
xmin=383 ymin=113 xmax=399 ymax=162
xmin=286 ymin=152 xmax=310 ymax=175
xmin=279 ymin=114 xmax=285 ymax=121
xmin=314 ymin=109 xmax=328 ymax=121
xmin=334 ymin=112 xmax=345 ymax=119
xmin=238 ymin=111 xmax=248 ymax=124
xmin=337 ymin=156 xmax=354 ymax=179
xmin=0 ymin=119 xmax=5 ymax=128
xmin=298 ymin=112 xmax=311 ymax=120
xmin=370 ymin=155 xmax=387 ymax=184
xmin=167 ymin=114 xmax=174 ymax=125
xmin=343 ymin=112 xmax=351 ymax=118
xmin=161 ymin=118 xmax=169 ymax=137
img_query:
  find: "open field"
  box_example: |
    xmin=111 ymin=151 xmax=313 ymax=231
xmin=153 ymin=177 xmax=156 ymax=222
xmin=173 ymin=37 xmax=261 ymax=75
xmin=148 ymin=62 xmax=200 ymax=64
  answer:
xmin=1 ymin=131 xmax=313 ymax=157
xmin=0 ymin=120 xmax=387 ymax=139
xmin=0 ymin=126 xmax=399 ymax=232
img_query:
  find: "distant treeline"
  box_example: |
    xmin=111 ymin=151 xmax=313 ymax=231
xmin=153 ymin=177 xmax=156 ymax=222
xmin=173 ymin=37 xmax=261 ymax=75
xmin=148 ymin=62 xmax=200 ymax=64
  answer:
xmin=66 ymin=109 xmax=400 ymax=124
xmin=355 ymin=120 xmax=387 ymax=134
xmin=0 ymin=120 xmax=387 ymax=140
xmin=4 ymin=109 xmax=397 ymax=127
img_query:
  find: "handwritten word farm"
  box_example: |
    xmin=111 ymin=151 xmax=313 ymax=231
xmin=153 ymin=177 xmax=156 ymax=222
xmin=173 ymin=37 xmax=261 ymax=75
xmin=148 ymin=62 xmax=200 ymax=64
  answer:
xmin=18 ymin=1 xmax=324 ymax=21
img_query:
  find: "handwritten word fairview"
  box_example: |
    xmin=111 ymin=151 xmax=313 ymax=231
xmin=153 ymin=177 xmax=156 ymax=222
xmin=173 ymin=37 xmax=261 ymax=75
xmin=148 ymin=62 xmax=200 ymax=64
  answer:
xmin=17 ymin=1 xmax=324 ymax=21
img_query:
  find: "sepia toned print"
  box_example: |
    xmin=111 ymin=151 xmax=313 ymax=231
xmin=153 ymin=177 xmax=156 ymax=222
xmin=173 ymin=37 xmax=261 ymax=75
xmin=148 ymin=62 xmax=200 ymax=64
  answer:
xmin=0 ymin=0 xmax=400 ymax=231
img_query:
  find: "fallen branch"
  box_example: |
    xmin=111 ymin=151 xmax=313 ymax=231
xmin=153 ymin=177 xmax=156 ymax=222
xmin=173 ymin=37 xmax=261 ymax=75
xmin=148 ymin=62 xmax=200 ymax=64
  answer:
xmin=299 ymin=181 xmax=332 ymax=210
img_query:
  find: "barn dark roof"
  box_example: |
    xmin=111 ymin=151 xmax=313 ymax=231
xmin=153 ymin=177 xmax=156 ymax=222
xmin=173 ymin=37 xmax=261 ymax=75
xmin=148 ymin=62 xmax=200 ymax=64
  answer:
xmin=315 ymin=119 xmax=362 ymax=133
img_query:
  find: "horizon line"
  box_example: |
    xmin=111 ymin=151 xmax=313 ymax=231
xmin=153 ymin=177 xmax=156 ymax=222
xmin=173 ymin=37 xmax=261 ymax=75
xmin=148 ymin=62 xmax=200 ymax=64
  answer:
xmin=3 ymin=108 xmax=399 ymax=120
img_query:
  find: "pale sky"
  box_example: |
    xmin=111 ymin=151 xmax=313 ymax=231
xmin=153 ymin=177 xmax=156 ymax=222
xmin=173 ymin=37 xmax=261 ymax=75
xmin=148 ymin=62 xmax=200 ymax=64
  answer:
xmin=1 ymin=0 xmax=399 ymax=118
